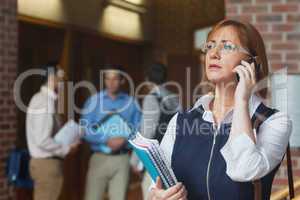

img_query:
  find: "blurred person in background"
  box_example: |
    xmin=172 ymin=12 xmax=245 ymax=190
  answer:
xmin=82 ymin=65 xmax=141 ymax=200
xmin=26 ymin=61 xmax=80 ymax=200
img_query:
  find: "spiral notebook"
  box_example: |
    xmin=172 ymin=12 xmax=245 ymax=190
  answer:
xmin=129 ymin=132 xmax=177 ymax=189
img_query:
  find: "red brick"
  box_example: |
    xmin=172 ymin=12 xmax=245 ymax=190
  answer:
xmin=255 ymin=0 xmax=282 ymax=3
xmin=256 ymin=14 xmax=283 ymax=23
xmin=293 ymin=169 xmax=300 ymax=177
xmin=280 ymin=159 xmax=298 ymax=167
xmin=288 ymin=65 xmax=300 ymax=74
xmin=272 ymin=24 xmax=296 ymax=32
xmin=286 ymin=53 xmax=300 ymax=60
xmin=267 ymin=52 xmax=282 ymax=60
xmin=287 ymin=0 xmax=300 ymax=2
xmin=287 ymin=14 xmax=300 ymax=22
xmin=261 ymin=33 xmax=282 ymax=41
xmin=271 ymin=43 xmax=299 ymax=50
xmin=254 ymin=23 xmax=270 ymax=32
xmin=227 ymin=0 xmax=251 ymax=3
xmin=227 ymin=14 xmax=253 ymax=22
xmin=270 ymin=62 xmax=298 ymax=71
xmin=226 ymin=5 xmax=239 ymax=14
xmin=0 ymin=0 xmax=17 ymax=199
xmin=291 ymin=148 xmax=300 ymax=158
xmin=287 ymin=33 xmax=300 ymax=40
xmin=273 ymin=178 xmax=288 ymax=185
xmin=270 ymin=63 xmax=285 ymax=71
xmin=241 ymin=5 xmax=268 ymax=13
xmin=272 ymin=4 xmax=299 ymax=12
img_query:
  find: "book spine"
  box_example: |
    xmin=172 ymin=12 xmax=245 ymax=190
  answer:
xmin=156 ymin=144 xmax=178 ymax=184
xmin=149 ymin=146 xmax=173 ymax=188
xmin=146 ymin=148 xmax=170 ymax=188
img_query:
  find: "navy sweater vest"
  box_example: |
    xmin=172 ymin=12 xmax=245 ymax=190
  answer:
xmin=171 ymin=103 xmax=280 ymax=200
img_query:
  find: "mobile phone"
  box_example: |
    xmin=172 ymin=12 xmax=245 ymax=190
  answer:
xmin=235 ymin=57 xmax=260 ymax=82
xmin=248 ymin=56 xmax=260 ymax=80
xmin=236 ymin=72 xmax=240 ymax=82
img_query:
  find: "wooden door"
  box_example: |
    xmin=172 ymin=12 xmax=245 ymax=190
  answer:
xmin=167 ymin=54 xmax=201 ymax=110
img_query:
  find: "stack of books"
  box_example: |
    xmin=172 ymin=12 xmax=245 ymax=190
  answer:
xmin=129 ymin=132 xmax=177 ymax=189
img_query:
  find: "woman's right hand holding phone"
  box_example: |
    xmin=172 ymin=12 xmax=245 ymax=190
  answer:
xmin=149 ymin=177 xmax=188 ymax=200
xmin=232 ymin=60 xmax=256 ymax=104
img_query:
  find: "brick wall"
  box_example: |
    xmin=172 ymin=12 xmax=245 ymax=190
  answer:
xmin=225 ymin=0 xmax=300 ymax=192
xmin=0 ymin=0 xmax=18 ymax=199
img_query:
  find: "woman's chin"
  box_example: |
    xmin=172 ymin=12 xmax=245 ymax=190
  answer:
xmin=207 ymin=76 xmax=224 ymax=83
xmin=208 ymin=76 xmax=236 ymax=85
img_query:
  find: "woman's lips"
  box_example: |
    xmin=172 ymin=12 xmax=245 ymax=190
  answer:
xmin=208 ymin=64 xmax=222 ymax=69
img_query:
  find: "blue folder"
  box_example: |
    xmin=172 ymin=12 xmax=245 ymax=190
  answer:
xmin=93 ymin=113 xmax=133 ymax=153
xmin=129 ymin=133 xmax=177 ymax=189
xmin=133 ymin=145 xmax=160 ymax=182
xmin=92 ymin=113 xmax=133 ymax=138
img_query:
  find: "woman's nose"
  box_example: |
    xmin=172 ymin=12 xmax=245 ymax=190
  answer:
xmin=209 ymin=47 xmax=221 ymax=60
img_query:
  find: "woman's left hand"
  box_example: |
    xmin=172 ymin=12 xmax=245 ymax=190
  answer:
xmin=232 ymin=60 xmax=256 ymax=104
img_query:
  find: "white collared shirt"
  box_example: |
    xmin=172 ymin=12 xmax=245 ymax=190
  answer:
xmin=160 ymin=94 xmax=292 ymax=181
xmin=26 ymin=86 xmax=70 ymax=158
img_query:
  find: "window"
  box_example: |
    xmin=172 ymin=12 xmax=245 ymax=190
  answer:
xmin=194 ymin=26 xmax=212 ymax=51
xmin=100 ymin=5 xmax=143 ymax=40
xmin=124 ymin=0 xmax=145 ymax=5
xmin=100 ymin=0 xmax=148 ymax=41
xmin=271 ymin=70 xmax=300 ymax=147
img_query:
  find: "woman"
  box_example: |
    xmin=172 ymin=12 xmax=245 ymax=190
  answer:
xmin=149 ymin=19 xmax=292 ymax=200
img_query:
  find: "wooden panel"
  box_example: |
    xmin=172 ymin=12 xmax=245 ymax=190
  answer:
xmin=167 ymin=54 xmax=201 ymax=110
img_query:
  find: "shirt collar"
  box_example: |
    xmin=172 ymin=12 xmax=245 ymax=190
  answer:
xmin=102 ymin=90 xmax=126 ymax=100
xmin=149 ymin=85 xmax=163 ymax=95
xmin=191 ymin=93 xmax=262 ymax=124
xmin=41 ymin=85 xmax=57 ymax=100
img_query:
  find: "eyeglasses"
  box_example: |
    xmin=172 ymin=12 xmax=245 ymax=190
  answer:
xmin=201 ymin=41 xmax=252 ymax=56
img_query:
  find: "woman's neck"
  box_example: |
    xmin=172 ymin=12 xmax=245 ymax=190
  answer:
xmin=211 ymin=82 xmax=236 ymax=124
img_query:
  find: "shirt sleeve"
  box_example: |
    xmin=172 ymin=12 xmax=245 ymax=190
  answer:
xmin=140 ymin=95 xmax=161 ymax=139
xmin=130 ymin=98 xmax=142 ymax=132
xmin=220 ymin=111 xmax=292 ymax=181
xmin=160 ymin=113 xmax=178 ymax=166
xmin=28 ymin=100 xmax=70 ymax=157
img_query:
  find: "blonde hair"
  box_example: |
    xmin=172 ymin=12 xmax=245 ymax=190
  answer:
xmin=201 ymin=19 xmax=269 ymax=98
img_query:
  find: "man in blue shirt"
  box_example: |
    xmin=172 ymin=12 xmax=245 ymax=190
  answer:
xmin=82 ymin=65 xmax=141 ymax=200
